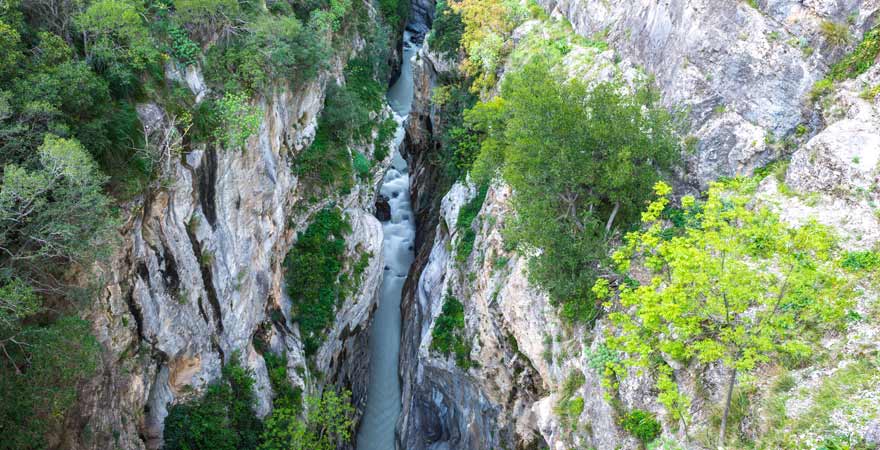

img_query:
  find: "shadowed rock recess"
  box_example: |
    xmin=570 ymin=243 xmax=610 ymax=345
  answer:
xmin=4 ymin=0 xmax=879 ymax=449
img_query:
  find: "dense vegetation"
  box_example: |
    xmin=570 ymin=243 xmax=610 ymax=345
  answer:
xmin=430 ymin=296 xmax=474 ymax=368
xmin=165 ymin=357 xmax=264 ymax=450
xmin=595 ymin=180 xmax=860 ymax=446
xmin=284 ymin=208 xmax=350 ymax=356
xmin=0 ymin=0 xmax=404 ymax=442
xmin=294 ymin=54 xmax=395 ymax=198
xmin=426 ymin=0 xmax=680 ymax=326
xmin=165 ymin=355 xmax=354 ymax=450
xmin=455 ymin=183 xmax=488 ymax=262
xmin=469 ymin=60 xmax=680 ymax=324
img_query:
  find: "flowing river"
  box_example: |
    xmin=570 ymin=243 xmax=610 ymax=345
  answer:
xmin=355 ymin=31 xmax=420 ymax=450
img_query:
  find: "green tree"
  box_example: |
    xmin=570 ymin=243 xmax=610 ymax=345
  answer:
xmin=174 ymin=0 xmax=242 ymax=40
xmin=472 ymin=59 xmax=679 ymax=323
xmin=164 ymin=356 xmax=263 ymax=450
xmin=75 ymin=0 xmax=158 ymax=95
xmin=0 ymin=314 xmax=100 ymax=450
xmin=599 ymin=181 xmax=853 ymax=445
xmin=259 ymin=390 xmax=355 ymax=450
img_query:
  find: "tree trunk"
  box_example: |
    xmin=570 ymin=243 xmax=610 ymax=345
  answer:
xmin=605 ymin=201 xmax=620 ymax=234
xmin=719 ymin=367 xmax=738 ymax=448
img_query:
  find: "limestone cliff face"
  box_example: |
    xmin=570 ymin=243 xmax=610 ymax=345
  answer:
xmin=537 ymin=0 xmax=879 ymax=187
xmin=64 ymin=48 xmax=392 ymax=450
xmin=397 ymin=1 xmax=880 ymax=449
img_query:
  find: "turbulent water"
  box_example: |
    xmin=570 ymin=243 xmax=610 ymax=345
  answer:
xmin=355 ymin=31 xmax=420 ymax=450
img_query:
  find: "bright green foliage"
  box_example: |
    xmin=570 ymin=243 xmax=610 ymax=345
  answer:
xmin=164 ymin=357 xmax=264 ymax=450
xmin=430 ymin=296 xmax=474 ymax=368
xmin=620 ymin=409 xmax=661 ymax=445
xmin=75 ymin=0 xmax=159 ymax=95
xmin=214 ymin=91 xmax=262 ymax=149
xmin=0 ymin=135 xmax=117 ymax=285
xmin=259 ymin=390 xmax=355 ymax=450
xmin=0 ymin=26 xmax=145 ymax=184
xmin=0 ymin=21 xmax=21 ymax=80
xmin=455 ymin=184 xmax=488 ymax=262
xmin=164 ymin=21 xmax=201 ymax=65
xmin=263 ymin=352 xmax=303 ymax=411
xmin=284 ymin=208 xmax=350 ymax=356
xmin=601 ymin=181 xmax=854 ymax=441
xmin=828 ymin=25 xmax=879 ymax=81
xmin=472 ymin=59 xmax=679 ymax=324
xmin=427 ymin=0 xmax=465 ymax=58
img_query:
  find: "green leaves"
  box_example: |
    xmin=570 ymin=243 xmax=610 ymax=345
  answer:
xmin=164 ymin=357 xmax=264 ymax=450
xmin=468 ymin=59 xmax=679 ymax=324
xmin=258 ymin=390 xmax=354 ymax=450
xmin=284 ymin=208 xmax=350 ymax=356
xmin=430 ymin=296 xmax=474 ymax=368
xmin=214 ymin=91 xmax=262 ymax=150
xmin=602 ymin=180 xmax=856 ymax=437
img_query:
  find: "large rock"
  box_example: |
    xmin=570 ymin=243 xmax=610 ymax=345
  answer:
xmin=68 ymin=48 xmax=391 ymax=448
xmin=536 ymin=0 xmax=879 ymax=186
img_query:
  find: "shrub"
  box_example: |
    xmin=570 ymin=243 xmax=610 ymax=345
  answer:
xmin=75 ymin=0 xmax=159 ymax=95
xmin=164 ymin=357 xmax=263 ymax=450
xmin=810 ymin=78 xmax=834 ymax=101
xmin=455 ymin=184 xmax=488 ymax=262
xmin=820 ymin=20 xmax=850 ymax=47
xmin=374 ymin=117 xmax=397 ymax=161
xmin=474 ymin=59 xmax=680 ymax=325
xmin=621 ymin=409 xmax=662 ymax=445
xmin=427 ymin=0 xmax=464 ymax=58
xmin=827 ymin=25 xmax=880 ymax=81
xmin=294 ymin=127 xmax=354 ymax=195
xmin=214 ymin=91 xmax=262 ymax=149
xmin=259 ymin=390 xmax=355 ymax=450
xmin=560 ymin=369 xmax=586 ymax=399
xmin=840 ymin=250 xmax=880 ymax=271
xmin=584 ymin=344 xmax=619 ymax=372
xmin=173 ymin=0 xmax=241 ymax=39
xmin=352 ymin=151 xmax=370 ymax=178
xmin=284 ymin=208 xmax=350 ymax=356
xmin=263 ymin=352 xmax=302 ymax=412
xmin=430 ymin=296 xmax=474 ymax=368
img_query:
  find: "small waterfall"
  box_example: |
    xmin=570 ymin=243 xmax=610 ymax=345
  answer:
xmin=355 ymin=31 xmax=420 ymax=450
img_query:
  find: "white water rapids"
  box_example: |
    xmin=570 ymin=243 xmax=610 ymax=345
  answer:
xmin=355 ymin=31 xmax=420 ymax=450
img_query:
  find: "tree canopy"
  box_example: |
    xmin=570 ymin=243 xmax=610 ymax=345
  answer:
xmin=470 ymin=59 xmax=680 ymax=323
xmin=597 ymin=181 xmax=855 ymax=444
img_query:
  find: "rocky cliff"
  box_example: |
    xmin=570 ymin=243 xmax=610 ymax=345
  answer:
xmin=397 ymin=1 xmax=880 ymax=449
xmin=62 ymin=39 xmax=393 ymax=450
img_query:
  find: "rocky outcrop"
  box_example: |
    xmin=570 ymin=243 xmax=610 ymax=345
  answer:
xmin=65 ymin=50 xmax=392 ymax=449
xmin=398 ymin=1 xmax=880 ymax=449
xmin=537 ymin=0 xmax=880 ymax=186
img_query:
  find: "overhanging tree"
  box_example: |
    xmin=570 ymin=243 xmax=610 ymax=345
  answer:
xmin=598 ymin=181 xmax=854 ymax=446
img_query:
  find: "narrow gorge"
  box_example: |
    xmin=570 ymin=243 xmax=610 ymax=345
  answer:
xmin=0 ymin=0 xmax=879 ymax=449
